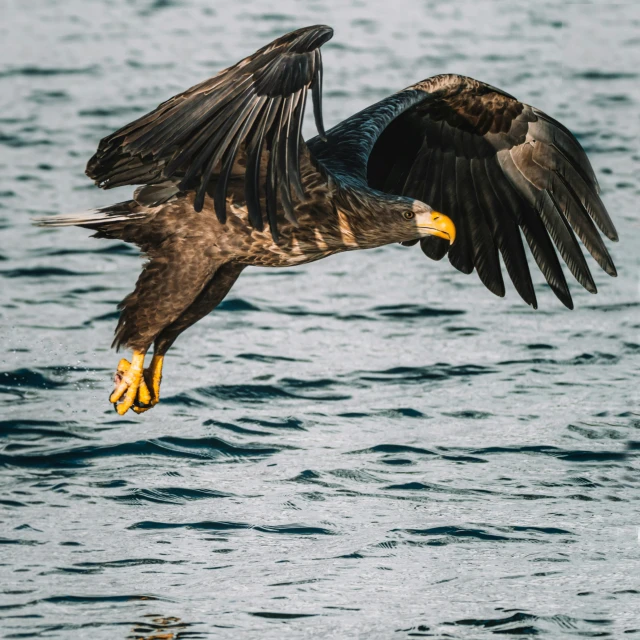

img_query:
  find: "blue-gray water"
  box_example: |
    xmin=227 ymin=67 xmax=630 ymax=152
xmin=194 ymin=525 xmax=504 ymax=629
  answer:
xmin=1 ymin=1 xmax=639 ymax=638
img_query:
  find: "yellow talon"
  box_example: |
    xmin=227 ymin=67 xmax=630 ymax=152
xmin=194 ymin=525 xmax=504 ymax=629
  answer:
xmin=133 ymin=354 xmax=164 ymax=414
xmin=137 ymin=376 xmax=152 ymax=406
xmin=110 ymin=351 xmax=147 ymax=415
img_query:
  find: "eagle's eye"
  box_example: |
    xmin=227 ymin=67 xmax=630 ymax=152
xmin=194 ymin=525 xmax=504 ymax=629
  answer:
xmin=403 ymin=211 xmax=415 ymax=220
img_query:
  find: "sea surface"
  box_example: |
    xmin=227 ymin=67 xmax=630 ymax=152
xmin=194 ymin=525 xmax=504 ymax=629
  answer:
xmin=1 ymin=1 xmax=639 ymax=638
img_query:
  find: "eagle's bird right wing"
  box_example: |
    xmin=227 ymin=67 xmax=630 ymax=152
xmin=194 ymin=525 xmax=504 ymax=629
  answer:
xmin=86 ymin=25 xmax=333 ymax=240
xmin=316 ymin=74 xmax=618 ymax=309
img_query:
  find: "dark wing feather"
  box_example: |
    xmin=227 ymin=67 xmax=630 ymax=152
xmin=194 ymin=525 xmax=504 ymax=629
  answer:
xmin=86 ymin=25 xmax=333 ymax=234
xmin=365 ymin=74 xmax=618 ymax=308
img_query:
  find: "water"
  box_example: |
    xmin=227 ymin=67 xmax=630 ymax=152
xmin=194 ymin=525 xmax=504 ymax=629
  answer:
xmin=1 ymin=1 xmax=639 ymax=637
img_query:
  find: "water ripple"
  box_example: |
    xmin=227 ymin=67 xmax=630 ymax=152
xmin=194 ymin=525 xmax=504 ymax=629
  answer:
xmin=110 ymin=487 xmax=234 ymax=505
xmin=129 ymin=521 xmax=335 ymax=535
xmin=0 ymin=435 xmax=286 ymax=468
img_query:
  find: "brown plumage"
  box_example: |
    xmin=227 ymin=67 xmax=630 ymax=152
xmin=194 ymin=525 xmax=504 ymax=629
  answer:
xmin=38 ymin=25 xmax=618 ymax=415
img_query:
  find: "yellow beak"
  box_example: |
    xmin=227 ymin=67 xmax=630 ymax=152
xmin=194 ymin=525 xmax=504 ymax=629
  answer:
xmin=418 ymin=211 xmax=456 ymax=245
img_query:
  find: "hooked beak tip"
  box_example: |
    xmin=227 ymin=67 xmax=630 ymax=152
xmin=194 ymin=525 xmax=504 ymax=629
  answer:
xmin=420 ymin=211 xmax=456 ymax=245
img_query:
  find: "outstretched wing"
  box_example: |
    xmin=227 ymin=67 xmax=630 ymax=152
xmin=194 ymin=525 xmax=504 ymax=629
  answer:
xmin=86 ymin=25 xmax=333 ymax=238
xmin=361 ymin=75 xmax=618 ymax=309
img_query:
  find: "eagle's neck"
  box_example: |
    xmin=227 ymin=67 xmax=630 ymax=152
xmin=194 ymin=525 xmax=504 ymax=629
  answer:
xmin=322 ymin=184 xmax=405 ymax=251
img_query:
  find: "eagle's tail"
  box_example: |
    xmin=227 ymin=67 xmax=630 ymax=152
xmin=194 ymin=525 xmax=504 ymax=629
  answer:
xmin=33 ymin=200 xmax=157 ymax=246
xmin=34 ymin=183 xmax=180 ymax=243
xmin=34 ymin=201 xmax=146 ymax=231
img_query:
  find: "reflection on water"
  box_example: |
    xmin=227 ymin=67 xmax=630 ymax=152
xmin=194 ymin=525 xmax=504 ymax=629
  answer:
xmin=129 ymin=616 xmax=196 ymax=640
xmin=1 ymin=0 xmax=639 ymax=638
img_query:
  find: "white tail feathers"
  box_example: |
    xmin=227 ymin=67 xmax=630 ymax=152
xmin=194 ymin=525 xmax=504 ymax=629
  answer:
xmin=34 ymin=204 xmax=145 ymax=228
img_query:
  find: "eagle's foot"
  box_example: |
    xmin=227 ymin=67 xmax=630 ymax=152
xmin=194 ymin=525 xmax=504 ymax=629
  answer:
xmin=133 ymin=355 xmax=164 ymax=414
xmin=110 ymin=351 xmax=150 ymax=415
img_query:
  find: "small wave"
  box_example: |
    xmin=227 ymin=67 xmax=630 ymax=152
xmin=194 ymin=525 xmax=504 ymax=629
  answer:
xmin=0 ymin=419 xmax=88 ymax=440
xmin=0 ymin=370 xmax=67 ymax=390
xmin=585 ymin=301 xmax=640 ymax=312
xmin=527 ymin=342 xmax=556 ymax=350
xmin=392 ymin=524 xmax=572 ymax=545
xmin=0 ymin=435 xmax=284 ymax=468
xmin=0 ymin=537 xmax=44 ymax=546
xmin=0 ymin=65 xmax=99 ymax=78
xmin=204 ymin=418 xmax=271 ymax=436
xmin=160 ymin=392 xmax=207 ymax=407
xmin=0 ymin=499 xmax=27 ymax=508
xmin=1 ymin=593 xmax=168 ymax=614
xmin=111 ymin=486 xmax=233 ymax=505
xmin=356 ymin=363 xmax=494 ymax=384
xmin=0 ymin=267 xmax=98 ymax=278
xmin=571 ymin=352 xmax=619 ymax=365
xmin=280 ymin=377 xmax=338 ymax=390
xmin=443 ymin=410 xmax=492 ymax=420
xmin=573 ymin=70 xmax=637 ymax=80
xmin=443 ymin=611 xmax=611 ymax=635
xmin=82 ymin=311 xmax=121 ymax=326
xmin=251 ymin=12 xmax=295 ymax=22
xmin=384 ymin=482 xmax=495 ymax=497
xmin=238 ymin=416 xmax=307 ymax=431
xmin=0 ymin=134 xmax=48 ymax=148
xmin=329 ymin=468 xmax=384 ymax=483
xmin=30 ymin=243 xmax=136 ymax=257
xmin=249 ymin=611 xmax=317 ymax=619
xmin=0 ymin=133 xmax=52 ymax=148
xmin=78 ymin=106 xmax=146 ymax=118
xmin=371 ymin=303 xmax=465 ymax=318
xmin=467 ymin=444 xmax=627 ymax=463
xmin=46 ymin=558 xmax=184 ymax=575
xmin=236 ymin=352 xmax=307 ymax=363
xmin=65 ymin=286 xmax=111 ymax=296
xmin=195 ymin=384 xmax=306 ymax=402
xmin=270 ymin=304 xmax=335 ymax=317
xmin=387 ymin=408 xmax=426 ymax=418
xmin=353 ymin=443 xmax=437 ymax=456
xmin=350 ymin=443 xmax=486 ymax=464
xmin=498 ymin=351 xmax=620 ymax=367
xmin=27 ymin=89 xmax=70 ymax=104
xmin=339 ymin=408 xmax=426 ymax=419
xmin=217 ymin=298 xmax=260 ymax=312
xmin=194 ymin=381 xmax=350 ymax=402
xmin=129 ymin=520 xmax=335 ymax=535
xmin=289 ymin=470 xmax=338 ymax=488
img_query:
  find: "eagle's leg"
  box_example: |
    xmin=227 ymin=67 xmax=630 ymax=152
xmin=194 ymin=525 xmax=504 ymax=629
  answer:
xmin=129 ymin=263 xmax=246 ymax=414
xmin=110 ymin=260 xmax=245 ymax=415
xmin=110 ymin=351 xmax=151 ymax=415
xmin=107 ymin=231 xmax=230 ymax=415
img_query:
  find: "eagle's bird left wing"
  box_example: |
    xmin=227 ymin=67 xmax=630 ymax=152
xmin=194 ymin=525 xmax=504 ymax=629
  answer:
xmin=86 ymin=25 xmax=333 ymax=239
xmin=318 ymin=74 xmax=618 ymax=309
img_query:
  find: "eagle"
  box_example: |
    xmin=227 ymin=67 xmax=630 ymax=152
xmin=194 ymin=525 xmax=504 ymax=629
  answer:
xmin=39 ymin=25 xmax=618 ymax=416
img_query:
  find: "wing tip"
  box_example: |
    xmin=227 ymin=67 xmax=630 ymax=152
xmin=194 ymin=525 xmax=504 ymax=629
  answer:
xmin=559 ymin=292 xmax=574 ymax=310
xmin=488 ymin=281 xmax=506 ymax=298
